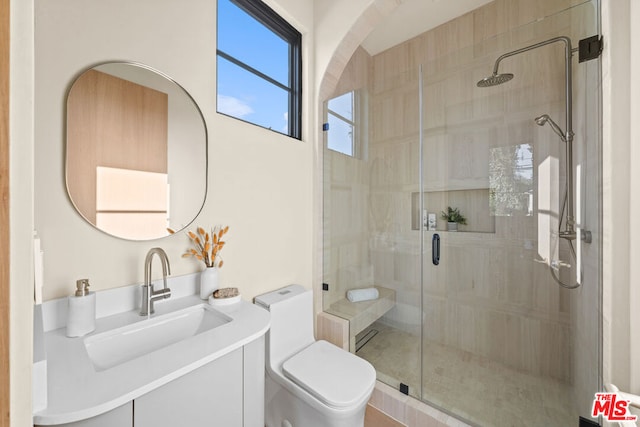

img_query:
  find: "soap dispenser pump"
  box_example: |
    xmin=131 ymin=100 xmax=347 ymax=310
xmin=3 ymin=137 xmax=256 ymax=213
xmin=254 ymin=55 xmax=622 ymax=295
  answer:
xmin=66 ymin=279 xmax=96 ymax=337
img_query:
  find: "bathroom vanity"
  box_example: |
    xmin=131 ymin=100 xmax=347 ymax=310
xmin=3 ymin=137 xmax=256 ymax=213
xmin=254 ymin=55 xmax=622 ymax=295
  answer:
xmin=33 ymin=275 xmax=270 ymax=427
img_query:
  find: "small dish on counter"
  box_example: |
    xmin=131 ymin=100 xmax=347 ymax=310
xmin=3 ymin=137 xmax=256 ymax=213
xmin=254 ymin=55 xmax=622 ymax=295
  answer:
xmin=208 ymin=294 xmax=241 ymax=306
xmin=208 ymin=288 xmax=241 ymax=306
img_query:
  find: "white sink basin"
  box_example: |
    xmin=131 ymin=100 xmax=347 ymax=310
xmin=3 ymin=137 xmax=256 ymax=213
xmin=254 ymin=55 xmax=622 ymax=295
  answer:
xmin=84 ymin=304 xmax=231 ymax=371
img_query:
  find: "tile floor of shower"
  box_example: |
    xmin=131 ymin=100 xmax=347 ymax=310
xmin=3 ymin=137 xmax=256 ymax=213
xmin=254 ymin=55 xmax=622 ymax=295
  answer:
xmin=356 ymin=322 xmax=576 ymax=427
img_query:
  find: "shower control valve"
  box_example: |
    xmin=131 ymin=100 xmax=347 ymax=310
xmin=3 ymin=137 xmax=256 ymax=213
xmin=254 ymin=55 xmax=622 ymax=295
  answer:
xmin=558 ymin=229 xmax=592 ymax=244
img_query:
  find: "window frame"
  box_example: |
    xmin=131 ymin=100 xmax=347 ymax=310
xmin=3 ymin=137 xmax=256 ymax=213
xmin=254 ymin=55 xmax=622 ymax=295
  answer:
xmin=216 ymin=0 xmax=302 ymax=139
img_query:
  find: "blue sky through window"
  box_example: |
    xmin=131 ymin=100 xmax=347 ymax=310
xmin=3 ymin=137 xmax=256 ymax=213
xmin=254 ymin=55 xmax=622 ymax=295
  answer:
xmin=217 ymin=0 xmax=291 ymax=134
xmin=327 ymin=92 xmax=355 ymax=156
xmin=328 ymin=92 xmax=353 ymax=120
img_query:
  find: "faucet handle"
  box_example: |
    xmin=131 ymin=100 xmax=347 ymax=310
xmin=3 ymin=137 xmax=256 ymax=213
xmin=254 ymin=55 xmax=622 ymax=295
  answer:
xmin=149 ymin=283 xmax=171 ymax=299
xmin=157 ymin=286 xmax=171 ymax=300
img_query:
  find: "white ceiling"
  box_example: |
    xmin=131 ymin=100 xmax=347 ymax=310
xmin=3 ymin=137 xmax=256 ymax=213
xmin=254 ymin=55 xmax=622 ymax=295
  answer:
xmin=361 ymin=0 xmax=493 ymax=56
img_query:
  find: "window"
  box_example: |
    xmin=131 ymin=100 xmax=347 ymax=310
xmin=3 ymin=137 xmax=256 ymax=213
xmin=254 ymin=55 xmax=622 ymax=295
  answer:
xmin=217 ymin=0 xmax=302 ymax=139
xmin=325 ymin=90 xmax=366 ymax=158
xmin=326 ymin=92 xmax=355 ymax=156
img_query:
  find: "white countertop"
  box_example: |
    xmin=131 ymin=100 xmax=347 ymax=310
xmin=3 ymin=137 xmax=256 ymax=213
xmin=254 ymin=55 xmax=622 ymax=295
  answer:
xmin=33 ymin=291 xmax=270 ymax=425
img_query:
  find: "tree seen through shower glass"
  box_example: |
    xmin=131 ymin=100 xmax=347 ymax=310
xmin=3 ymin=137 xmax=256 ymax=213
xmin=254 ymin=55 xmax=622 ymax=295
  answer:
xmin=489 ymin=143 xmax=534 ymax=216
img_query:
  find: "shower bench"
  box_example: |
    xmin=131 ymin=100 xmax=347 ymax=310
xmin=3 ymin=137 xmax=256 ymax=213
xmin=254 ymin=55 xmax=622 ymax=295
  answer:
xmin=326 ymin=286 xmax=396 ymax=352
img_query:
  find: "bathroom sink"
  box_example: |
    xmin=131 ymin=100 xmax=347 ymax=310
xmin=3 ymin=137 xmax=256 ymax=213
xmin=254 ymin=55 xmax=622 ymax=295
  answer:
xmin=84 ymin=304 xmax=231 ymax=371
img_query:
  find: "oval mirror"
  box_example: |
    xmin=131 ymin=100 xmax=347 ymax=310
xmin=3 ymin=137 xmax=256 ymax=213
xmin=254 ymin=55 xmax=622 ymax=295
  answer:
xmin=65 ymin=62 xmax=207 ymax=240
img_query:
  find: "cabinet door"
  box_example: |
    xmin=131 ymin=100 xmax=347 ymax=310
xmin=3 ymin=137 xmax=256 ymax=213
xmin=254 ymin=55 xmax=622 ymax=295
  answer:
xmin=35 ymin=402 xmax=133 ymax=427
xmin=134 ymin=348 xmax=243 ymax=427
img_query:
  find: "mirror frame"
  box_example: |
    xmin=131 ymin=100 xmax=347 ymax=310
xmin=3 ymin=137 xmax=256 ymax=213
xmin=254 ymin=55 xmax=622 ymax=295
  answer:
xmin=64 ymin=61 xmax=208 ymax=240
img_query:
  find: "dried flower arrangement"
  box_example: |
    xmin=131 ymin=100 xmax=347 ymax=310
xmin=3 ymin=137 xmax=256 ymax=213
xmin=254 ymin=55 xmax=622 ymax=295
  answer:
xmin=170 ymin=225 xmax=229 ymax=268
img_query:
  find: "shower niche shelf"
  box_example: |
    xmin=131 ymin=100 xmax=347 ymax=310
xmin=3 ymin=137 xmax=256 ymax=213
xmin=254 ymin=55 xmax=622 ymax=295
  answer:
xmin=411 ymin=188 xmax=495 ymax=233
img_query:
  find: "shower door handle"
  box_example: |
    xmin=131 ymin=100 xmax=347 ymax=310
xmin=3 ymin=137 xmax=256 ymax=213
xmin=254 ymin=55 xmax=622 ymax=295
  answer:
xmin=432 ymin=233 xmax=440 ymax=265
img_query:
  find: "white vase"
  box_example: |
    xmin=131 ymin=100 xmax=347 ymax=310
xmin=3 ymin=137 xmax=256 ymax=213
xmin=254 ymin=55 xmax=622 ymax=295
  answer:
xmin=199 ymin=267 xmax=219 ymax=299
xmin=447 ymin=221 xmax=458 ymax=232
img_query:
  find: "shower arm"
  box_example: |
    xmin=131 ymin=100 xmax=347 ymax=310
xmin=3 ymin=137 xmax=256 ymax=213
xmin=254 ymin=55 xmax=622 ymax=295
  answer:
xmin=492 ymin=36 xmax=576 ymax=235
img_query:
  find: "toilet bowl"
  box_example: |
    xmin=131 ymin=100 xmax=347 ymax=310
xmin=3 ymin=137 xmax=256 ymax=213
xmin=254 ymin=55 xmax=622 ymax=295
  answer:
xmin=255 ymin=285 xmax=376 ymax=427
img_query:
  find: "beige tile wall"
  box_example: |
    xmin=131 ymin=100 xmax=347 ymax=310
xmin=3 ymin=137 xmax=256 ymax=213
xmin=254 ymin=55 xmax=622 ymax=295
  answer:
xmin=316 ymin=311 xmax=350 ymax=350
xmin=366 ymin=1 xmax=579 ymax=381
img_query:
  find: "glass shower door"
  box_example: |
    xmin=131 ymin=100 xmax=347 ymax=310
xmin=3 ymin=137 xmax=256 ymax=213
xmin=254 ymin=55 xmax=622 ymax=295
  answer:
xmin=419 ymin=2 xmax=601 ymax=426
xmin=359 ymin=67 xmax=423 ymax=397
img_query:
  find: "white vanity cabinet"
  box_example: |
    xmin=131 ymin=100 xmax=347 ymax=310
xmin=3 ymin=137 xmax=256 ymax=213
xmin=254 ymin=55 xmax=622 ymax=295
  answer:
xmin=40 ymin=403 xmax=133 ymax=427
xmin=134 ymin=347 xmax=243 ymax=427
xmin=37 ymin=336 xmax=266 ymax=427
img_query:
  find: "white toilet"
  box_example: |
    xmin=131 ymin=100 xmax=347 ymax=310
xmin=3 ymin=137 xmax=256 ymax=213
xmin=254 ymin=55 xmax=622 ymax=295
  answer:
xmin=255 ymin=285 xmax=376 ymax=427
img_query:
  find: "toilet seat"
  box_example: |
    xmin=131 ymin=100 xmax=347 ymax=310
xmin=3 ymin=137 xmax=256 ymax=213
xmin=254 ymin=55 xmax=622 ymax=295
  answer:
xmin=282 ymin=340 xmax=376 ymax=409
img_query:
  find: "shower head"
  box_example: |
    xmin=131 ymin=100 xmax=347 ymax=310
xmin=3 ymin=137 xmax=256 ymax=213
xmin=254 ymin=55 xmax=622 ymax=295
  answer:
xmin=534 ymin=114 xmax=567 ymax=142
xmin=476 ymin=73 xmax=514 ymax=87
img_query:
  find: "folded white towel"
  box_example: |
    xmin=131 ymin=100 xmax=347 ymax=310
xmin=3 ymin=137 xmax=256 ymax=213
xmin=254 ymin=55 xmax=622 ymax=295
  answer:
xmin=346 ymin=287 xmax=379 ymax=303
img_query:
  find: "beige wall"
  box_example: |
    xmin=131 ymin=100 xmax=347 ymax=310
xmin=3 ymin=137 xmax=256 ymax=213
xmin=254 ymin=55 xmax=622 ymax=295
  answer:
xmin=602 ymin=0 xmax=640 ymax=397
xmin=10 ymin=0 xmax=35 ymax=425
xmin=313 ymin=0 xmax=373 ymax=96
xmin=34 ymin=0 xmax=314 ymax=302
xmin=629 ymin=0 xmax=640 ymax=397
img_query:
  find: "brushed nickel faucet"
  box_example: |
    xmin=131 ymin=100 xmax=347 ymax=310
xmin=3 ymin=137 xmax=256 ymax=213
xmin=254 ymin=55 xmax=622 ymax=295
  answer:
xmin=140 ymin=247 xmax=171 ymax=316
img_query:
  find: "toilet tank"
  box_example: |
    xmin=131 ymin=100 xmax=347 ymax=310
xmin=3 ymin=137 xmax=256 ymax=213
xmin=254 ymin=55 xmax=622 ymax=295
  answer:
xmin=255 ymin=285 xmax=315 ymax=366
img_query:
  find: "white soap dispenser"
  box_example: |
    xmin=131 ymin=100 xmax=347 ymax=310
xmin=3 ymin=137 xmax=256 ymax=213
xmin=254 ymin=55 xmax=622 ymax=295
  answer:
xmin=66 ymin=279 xmax=96 ymax=337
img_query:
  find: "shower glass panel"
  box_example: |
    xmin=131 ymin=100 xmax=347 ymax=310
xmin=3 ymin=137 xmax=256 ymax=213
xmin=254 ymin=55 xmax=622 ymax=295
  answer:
xmin=323 ymin=68 xmax=422 ymax=395
xmin=322 ymin=1 xmax=601 ymax=426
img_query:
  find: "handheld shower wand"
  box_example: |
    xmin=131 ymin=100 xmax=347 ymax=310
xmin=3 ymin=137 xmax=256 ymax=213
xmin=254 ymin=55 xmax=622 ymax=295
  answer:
xmin=535 ymin=114 xmax=567 ymax=142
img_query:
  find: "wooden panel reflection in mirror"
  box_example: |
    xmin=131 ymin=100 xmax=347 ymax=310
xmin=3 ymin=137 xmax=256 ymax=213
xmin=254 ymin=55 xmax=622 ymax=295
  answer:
xmin=66 ymin=69 xmax=168 ymax=226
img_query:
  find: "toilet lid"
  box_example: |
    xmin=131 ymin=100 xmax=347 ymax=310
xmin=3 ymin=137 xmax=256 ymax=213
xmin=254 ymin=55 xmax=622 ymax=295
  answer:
xmin=282 ymin=340 xmax=376 ymax=409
